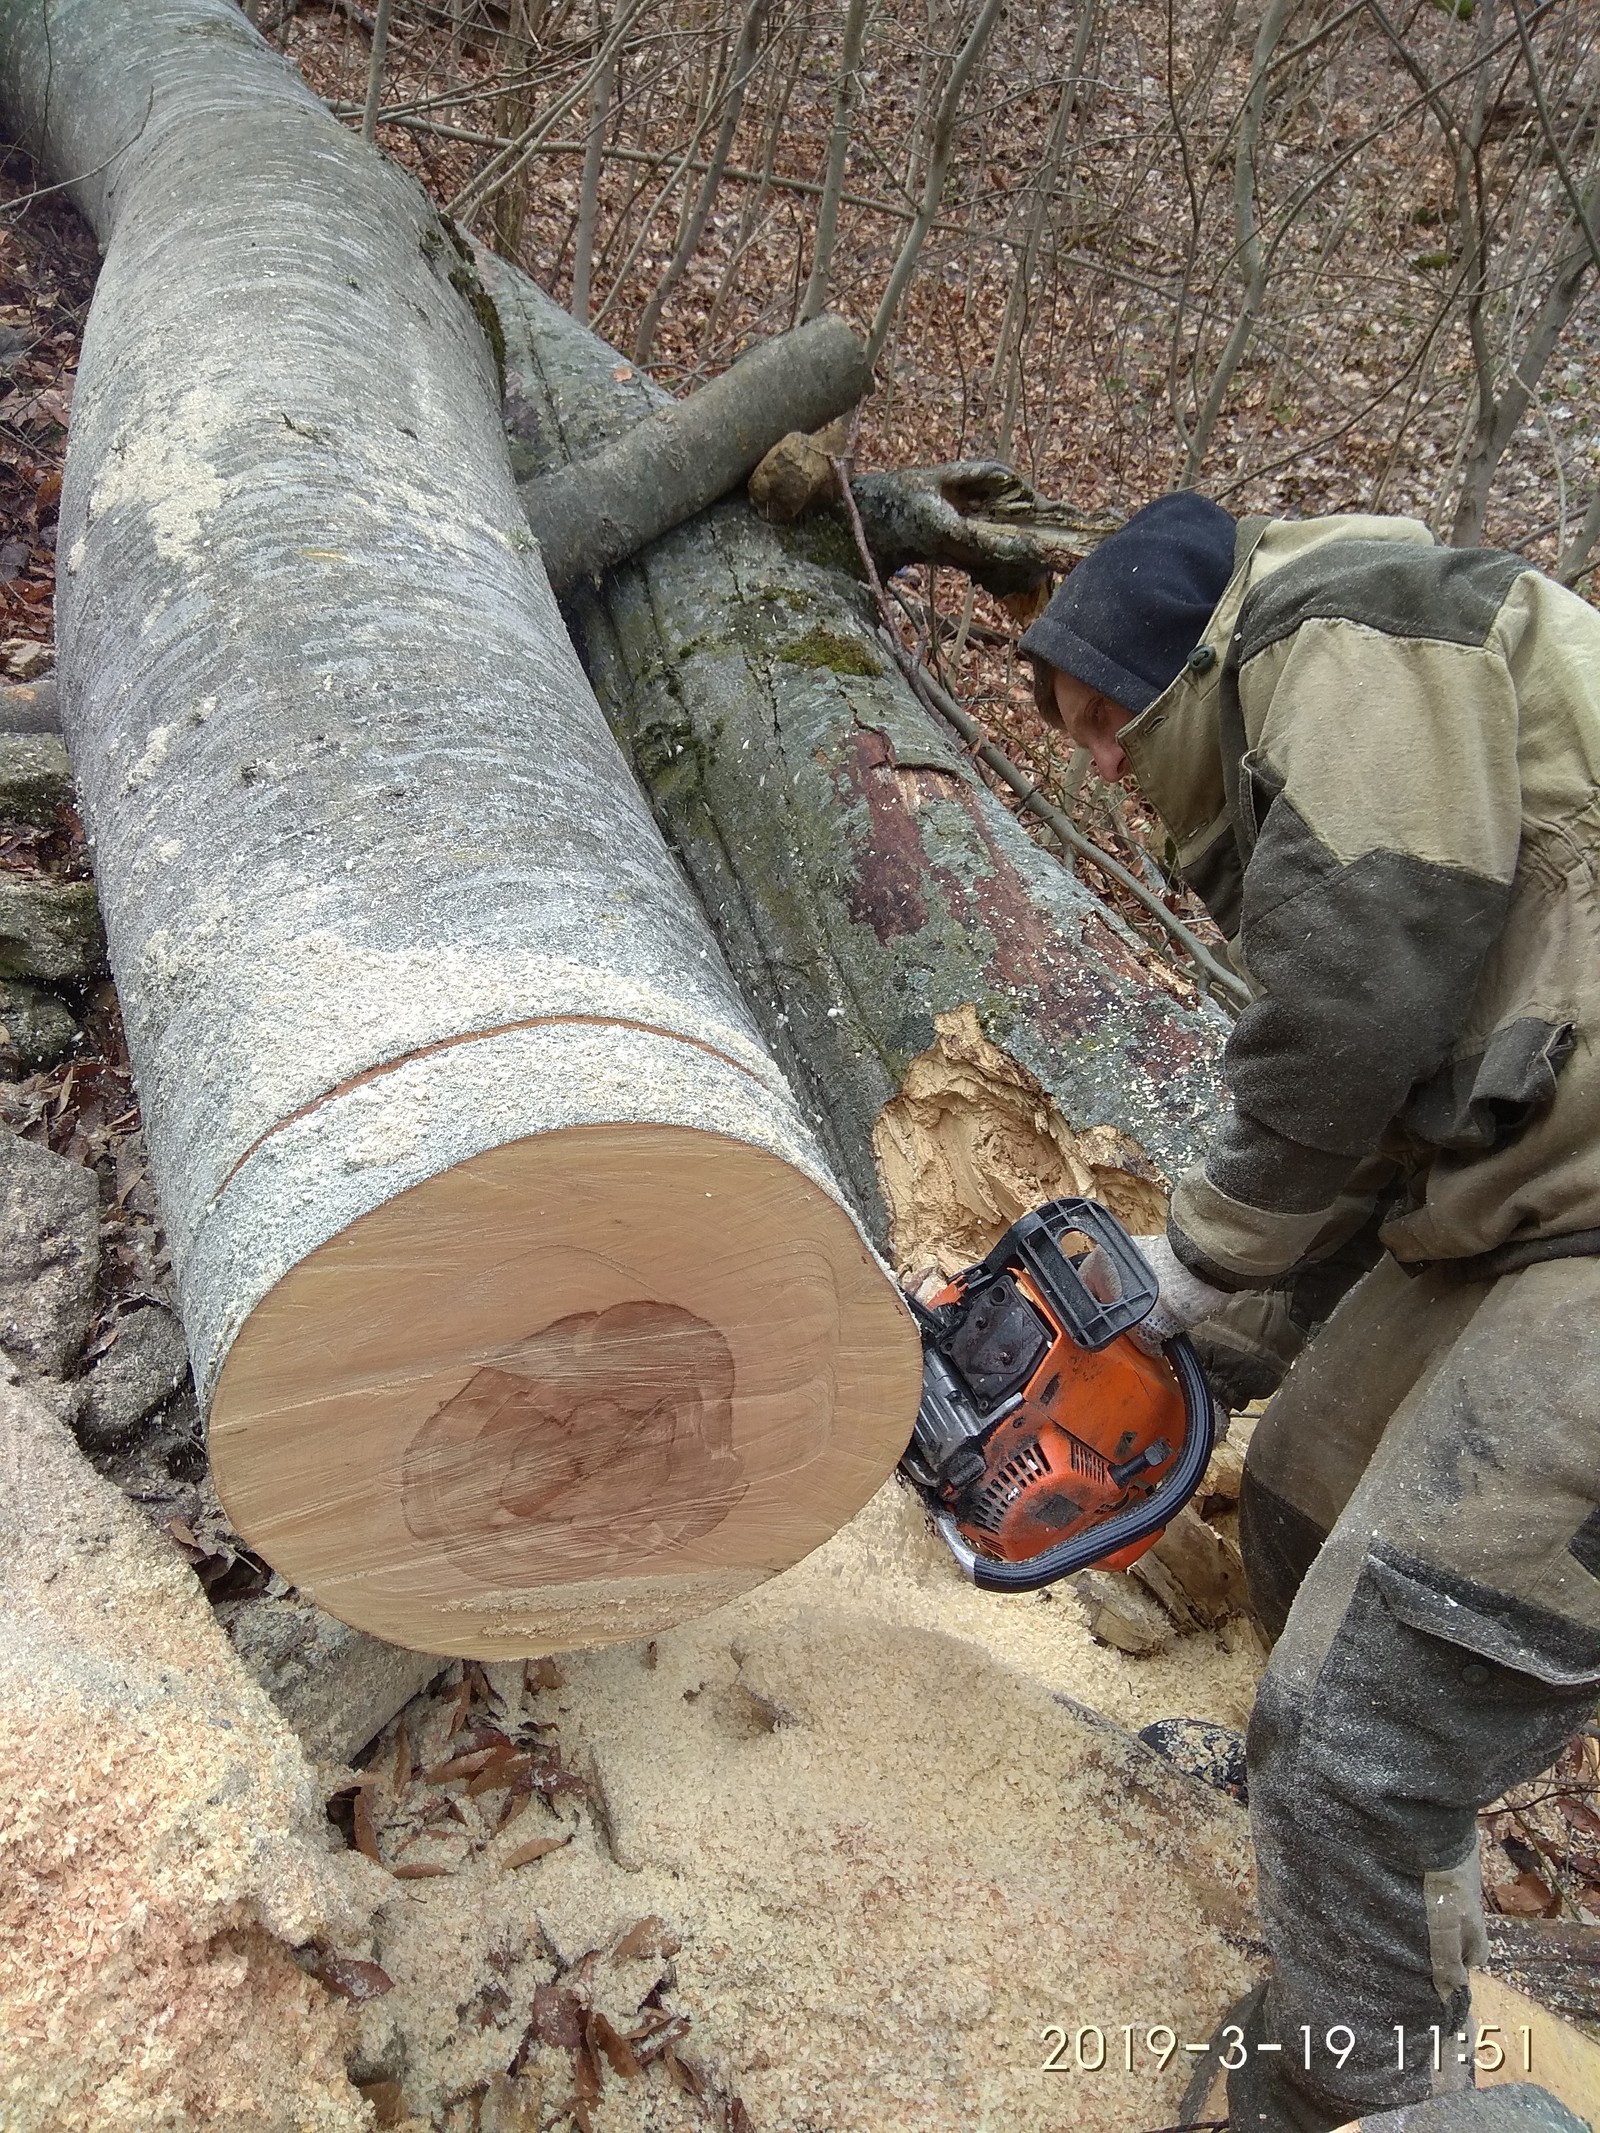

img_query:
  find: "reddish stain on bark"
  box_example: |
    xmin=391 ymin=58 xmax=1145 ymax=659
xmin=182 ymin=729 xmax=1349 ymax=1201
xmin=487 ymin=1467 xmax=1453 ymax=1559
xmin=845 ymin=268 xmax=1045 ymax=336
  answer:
xmin=834 ymin=727 xmax=933 ymax=943
xmin=831 ymin=722 xmax=1213 ymax=1085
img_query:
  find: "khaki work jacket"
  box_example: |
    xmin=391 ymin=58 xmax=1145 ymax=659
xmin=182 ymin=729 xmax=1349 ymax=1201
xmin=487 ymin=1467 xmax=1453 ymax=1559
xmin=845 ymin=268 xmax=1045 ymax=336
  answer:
xmin=1121 ymin=512 xmax=1600 ymax=1288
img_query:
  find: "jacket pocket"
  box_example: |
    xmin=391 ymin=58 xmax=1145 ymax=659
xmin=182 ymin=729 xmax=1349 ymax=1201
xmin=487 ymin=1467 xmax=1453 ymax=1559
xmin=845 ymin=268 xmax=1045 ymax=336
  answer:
xmin=1400 ymin=1015 xmax=1576 ymax=1155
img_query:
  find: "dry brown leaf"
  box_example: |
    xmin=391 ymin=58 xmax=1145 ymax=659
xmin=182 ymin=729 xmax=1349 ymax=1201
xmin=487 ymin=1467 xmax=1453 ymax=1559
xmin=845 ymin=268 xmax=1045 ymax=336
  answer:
xmin=467 ymin=1748 xmax=532 ymax=1797
xmin=503 ymin=1834 xmax=571 ymax=1870
xmin=304 ymin=1952 xmax=394 ymax=2003
xmin=392 ymin=1721 xmax=411 ymax=1794
xmin=425 ymin=1746 xmax=497 ymax=1784
xmin=589 ymin=2011 xmax=641 ymax=2079
xmin=445 ymin=1672 xmax=473 ymax=1737
xmin=1493 ymin=1871 xmax=1562 ymax=1917
xmin=355 ymin=2079 xmax=407 ymax=2129
xmin=572 ymin=2036 xmax=602 ymax=2104
xmin=1558 ymin=1796 xmax=1600 ymax=1842
xmin=391 ymin=1861 xmax=454 ymax=1880
xmin=613 ymin=1914 xmax=680 ymax=1962
xmin=530 ymin=1984 xmax=585 ymax=2051
xmin=353 ymin=1789 xmax=383 ymax=1867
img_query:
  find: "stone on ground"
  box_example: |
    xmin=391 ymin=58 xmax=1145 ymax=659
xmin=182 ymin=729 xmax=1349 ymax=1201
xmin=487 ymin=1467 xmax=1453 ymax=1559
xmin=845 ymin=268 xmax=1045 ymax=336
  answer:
xmin=0 ymin=977 xmax=78 ymax=1071
xmin=0 ymin=1126 xmax=99 ymax=1376
xmin=76 ymin=1300 xmax=192 ymax=1449
xmin=0 ymin=873 xmax=104 ymax=980
xmin=0 ymin=730 xmax=72 ymax=822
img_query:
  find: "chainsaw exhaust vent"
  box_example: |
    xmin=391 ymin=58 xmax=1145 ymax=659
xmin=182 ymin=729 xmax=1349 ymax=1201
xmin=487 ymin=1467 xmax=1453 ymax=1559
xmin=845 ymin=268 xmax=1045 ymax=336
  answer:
xmin=1068 ymin=1436 xmax=1112 ymax=1487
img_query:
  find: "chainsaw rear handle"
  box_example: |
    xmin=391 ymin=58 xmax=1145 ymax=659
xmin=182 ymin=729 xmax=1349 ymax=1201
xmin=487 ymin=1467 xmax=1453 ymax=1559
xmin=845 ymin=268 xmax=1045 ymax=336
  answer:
xmin=933 ymin=1332 xmax=1217 ymax=1594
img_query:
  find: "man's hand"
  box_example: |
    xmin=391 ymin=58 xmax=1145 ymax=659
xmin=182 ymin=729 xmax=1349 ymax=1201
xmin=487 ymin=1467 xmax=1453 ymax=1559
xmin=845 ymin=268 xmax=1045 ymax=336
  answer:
xmin=1083 ymin=1231 xmax=1233 ymax=1357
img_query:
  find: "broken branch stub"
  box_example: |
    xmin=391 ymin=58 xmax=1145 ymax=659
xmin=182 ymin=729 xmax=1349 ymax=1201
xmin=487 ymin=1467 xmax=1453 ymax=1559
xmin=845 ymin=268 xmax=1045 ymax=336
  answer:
xmin=1 ymin=0 xmax=917 ymax=1657
xmin=487 ymin=258 xmax=1226 ymax=1268
xmin=518 ymin=312 xmax=872 ymax=593
xmin=846 ymin=462 xmax=1120 ymax=597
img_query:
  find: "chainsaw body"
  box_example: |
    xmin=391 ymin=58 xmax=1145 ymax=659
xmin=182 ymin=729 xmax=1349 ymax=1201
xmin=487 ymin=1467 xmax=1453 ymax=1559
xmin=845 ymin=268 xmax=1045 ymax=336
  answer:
xmin=900 ymin=1199 xmax=1215 ymax=1593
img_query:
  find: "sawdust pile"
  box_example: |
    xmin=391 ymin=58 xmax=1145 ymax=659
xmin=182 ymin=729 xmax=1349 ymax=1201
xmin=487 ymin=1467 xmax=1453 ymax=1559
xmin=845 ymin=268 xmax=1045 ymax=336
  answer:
xmin=352 ymin=1481 xmax=1262 ymax=2130
xmin=874 ymin=1005 xmax=1171 ymax=1274
xmin=0 ymin=1376 xmax=380 ymax=2133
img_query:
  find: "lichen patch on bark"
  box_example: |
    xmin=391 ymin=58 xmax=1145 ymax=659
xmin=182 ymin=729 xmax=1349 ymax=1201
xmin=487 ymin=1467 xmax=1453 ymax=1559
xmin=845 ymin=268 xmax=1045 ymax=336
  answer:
xmin=873 ymin=1003 xmax=1170 ymax=1272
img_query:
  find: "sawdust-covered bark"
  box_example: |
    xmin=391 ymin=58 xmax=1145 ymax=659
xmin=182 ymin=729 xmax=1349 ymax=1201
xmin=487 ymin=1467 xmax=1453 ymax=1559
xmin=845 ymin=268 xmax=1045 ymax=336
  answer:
xmin=0 ymin=0 xmax=917 ymax=1656
xmin=488 ymin=257 xmax=1226 ymax=1266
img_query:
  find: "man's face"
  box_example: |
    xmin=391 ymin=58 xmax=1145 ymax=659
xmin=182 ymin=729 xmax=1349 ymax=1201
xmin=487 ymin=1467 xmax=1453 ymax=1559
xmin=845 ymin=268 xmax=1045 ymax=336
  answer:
xmin=1042 ymin=667 xmax=1134 ymax=783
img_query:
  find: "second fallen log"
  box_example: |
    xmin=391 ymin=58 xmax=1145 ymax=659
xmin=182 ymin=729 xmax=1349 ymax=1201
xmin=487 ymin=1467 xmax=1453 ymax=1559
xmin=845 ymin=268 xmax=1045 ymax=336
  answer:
xmin=489 ymin=260 xmax=1227 ymax=1275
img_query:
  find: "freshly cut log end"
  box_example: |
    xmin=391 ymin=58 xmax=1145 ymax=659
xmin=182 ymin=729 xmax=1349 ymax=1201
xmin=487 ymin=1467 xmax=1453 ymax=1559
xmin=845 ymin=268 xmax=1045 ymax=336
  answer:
xmin=211 ymin=1120 xmax=920 ymax=1658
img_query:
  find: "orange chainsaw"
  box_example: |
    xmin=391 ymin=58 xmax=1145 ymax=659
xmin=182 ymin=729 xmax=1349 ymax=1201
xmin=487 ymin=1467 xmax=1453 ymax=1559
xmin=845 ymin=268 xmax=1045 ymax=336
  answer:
xmin=899 ymin=1198 xmax=1216 ymax=1593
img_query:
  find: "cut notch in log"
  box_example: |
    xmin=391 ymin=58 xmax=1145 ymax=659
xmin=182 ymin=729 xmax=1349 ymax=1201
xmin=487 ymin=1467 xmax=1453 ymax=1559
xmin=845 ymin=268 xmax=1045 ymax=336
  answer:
xmin=4 ymin=0 xmax=918 ymax=1658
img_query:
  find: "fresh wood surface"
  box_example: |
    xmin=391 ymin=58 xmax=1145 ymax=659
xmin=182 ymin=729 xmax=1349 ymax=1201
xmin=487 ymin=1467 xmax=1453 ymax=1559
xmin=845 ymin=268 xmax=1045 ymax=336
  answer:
xmin=214 ymin=1120 xmax=917 ymax=1656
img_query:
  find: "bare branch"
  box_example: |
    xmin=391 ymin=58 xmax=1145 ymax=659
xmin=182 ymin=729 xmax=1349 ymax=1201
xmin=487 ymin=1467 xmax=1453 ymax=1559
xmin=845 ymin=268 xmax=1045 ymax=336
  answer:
xmin=800 ymin=0 xmax=870 ymax=319
xmin=866 ymin=0 xmax=1008 ymax=368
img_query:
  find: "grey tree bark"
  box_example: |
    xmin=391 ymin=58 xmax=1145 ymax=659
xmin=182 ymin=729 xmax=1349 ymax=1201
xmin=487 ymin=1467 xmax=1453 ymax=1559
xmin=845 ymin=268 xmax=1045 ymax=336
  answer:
xmin=486 ymin=255 xmax=1226 ymax=1271
xmin=0 ymin=0 xmax=917 ymax=1658
xmin=517 ymin=310 xmax=872 ymax=591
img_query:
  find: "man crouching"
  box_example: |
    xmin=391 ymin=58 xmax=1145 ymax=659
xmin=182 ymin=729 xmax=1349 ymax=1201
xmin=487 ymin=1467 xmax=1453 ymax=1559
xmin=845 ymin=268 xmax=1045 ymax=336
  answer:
xmin=1018 ymin=493 xmax=1600 ymax=2131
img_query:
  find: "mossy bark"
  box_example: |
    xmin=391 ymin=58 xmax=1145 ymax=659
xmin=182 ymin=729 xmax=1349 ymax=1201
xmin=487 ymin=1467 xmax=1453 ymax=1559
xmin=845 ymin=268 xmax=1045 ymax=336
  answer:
xmin=486 ymin=258 xmax=1226 ymax=1248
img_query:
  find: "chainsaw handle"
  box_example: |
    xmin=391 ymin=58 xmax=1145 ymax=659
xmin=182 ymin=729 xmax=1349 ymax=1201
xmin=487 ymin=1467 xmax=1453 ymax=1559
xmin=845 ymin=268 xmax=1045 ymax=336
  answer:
xmin=937 ymin=1333 xmax=1217 ymax=1594
xmin=977 ymin=1197 xmax=1158 ymax=1352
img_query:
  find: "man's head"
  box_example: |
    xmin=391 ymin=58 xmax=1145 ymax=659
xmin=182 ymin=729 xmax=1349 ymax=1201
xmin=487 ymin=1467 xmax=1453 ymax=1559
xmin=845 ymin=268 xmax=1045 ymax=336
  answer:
xmin=1020 ymin=492 xmax=1236 ymax=779
xmin=1038 ymin=667 xmax=1136 ymax=782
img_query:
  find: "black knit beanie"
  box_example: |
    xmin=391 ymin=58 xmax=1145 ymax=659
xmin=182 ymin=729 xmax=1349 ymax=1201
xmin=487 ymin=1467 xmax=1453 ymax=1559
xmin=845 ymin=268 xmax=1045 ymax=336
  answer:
xmin=1018 ymin=492 xmax=1237 ymax=714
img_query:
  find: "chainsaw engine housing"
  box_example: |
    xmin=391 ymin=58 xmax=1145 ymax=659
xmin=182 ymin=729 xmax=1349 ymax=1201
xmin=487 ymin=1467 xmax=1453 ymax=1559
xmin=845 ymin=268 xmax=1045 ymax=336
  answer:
xmin=900 ymin=1200 xmax=1215 ymax=1592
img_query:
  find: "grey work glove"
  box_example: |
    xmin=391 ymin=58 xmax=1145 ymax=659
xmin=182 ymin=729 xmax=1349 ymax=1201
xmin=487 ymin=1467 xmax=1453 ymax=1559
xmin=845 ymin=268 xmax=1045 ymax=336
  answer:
xmin=1083 ymin=1230 xmax=1234 ymax=1358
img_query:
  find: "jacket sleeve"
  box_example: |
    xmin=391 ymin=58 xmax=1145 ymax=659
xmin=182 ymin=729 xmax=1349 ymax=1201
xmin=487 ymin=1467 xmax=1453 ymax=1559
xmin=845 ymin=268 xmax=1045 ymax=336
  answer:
xmin=1168 ymin=600 xmax=1522 ymax=1289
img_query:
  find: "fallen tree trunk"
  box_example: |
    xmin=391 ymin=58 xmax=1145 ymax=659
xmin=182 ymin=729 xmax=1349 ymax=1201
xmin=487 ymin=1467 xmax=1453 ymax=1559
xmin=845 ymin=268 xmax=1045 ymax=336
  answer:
xmin=485 ymin=257 xmax=1226 ymax=1268
xmin=1 ymin=0 xmax=917 ymax=1658
xmin=518 ymin=313 xmax=871 ymax=594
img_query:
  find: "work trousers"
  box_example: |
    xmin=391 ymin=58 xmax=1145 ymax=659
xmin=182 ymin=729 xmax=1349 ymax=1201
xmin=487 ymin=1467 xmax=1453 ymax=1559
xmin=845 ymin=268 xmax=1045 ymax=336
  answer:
xmin=1227 ymin=1253 xmax=1600 ymax=2131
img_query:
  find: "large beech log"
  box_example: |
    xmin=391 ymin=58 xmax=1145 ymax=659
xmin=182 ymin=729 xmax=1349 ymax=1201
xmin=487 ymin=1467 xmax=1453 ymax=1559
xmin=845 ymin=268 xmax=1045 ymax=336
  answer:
xmin=0 ymin=0 xmax=918 ymax=1658
xmin=485 ymin=258 xmax=1227 ymax=1267
xmin=520 ymin=313 xmax=871 ymax=594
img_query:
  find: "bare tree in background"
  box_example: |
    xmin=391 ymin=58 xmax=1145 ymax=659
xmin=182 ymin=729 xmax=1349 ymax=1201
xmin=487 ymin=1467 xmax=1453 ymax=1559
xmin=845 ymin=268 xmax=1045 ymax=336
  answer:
xmin=294 ymin=0 xmax=1600 ymax=582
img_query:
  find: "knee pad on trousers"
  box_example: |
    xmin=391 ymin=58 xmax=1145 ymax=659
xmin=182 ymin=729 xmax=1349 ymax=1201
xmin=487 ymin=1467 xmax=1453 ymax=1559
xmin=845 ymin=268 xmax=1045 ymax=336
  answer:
xmin=1238 ymin=1465 xmax=1328 ymax=1643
